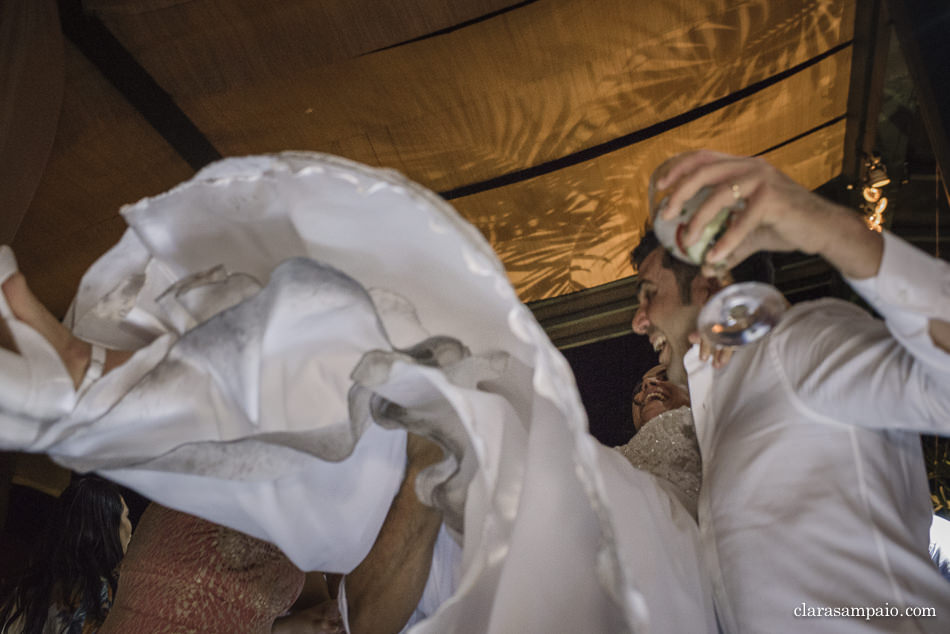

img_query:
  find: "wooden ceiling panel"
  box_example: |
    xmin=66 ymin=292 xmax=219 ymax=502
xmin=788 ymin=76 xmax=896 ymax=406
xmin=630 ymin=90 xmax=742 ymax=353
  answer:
xmin=86 ymin=0 xmax=522 ymax=82
xmin=5 ymin=0 xmax=862 ymax=315
xmin=760 ymin=122 xmax=847 ymax=190
xmin=11 ymin=41 xmax=194 ymax=315
xmin=0 ymin=0 xmax=62 ymax=245
xmin=452 ymin=49 xmax=852 ymax=301
xmin=126 ymin=0 xmax=854 ymax=191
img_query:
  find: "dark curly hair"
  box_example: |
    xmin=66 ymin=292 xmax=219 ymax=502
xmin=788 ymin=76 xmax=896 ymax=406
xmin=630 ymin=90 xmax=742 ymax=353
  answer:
xmin=0 ymin=477 xmax=126 ymax=634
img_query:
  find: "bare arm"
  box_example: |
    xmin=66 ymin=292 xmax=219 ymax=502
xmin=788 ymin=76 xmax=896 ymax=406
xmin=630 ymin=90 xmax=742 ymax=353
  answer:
xmin=343 ymin=434 xmax=444 ymax=634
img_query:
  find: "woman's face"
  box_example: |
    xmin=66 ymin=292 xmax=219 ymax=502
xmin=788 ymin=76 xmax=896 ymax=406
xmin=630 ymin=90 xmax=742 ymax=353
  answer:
xmin=631 ymin=365 xmax=691 ymax=431
xmin=118 ymin=497 xmax=132 ymax=554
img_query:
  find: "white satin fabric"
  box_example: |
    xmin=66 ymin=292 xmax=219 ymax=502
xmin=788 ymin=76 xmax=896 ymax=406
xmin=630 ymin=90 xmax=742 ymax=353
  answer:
xmin=3 ymin=153 xmax=714 ymax=632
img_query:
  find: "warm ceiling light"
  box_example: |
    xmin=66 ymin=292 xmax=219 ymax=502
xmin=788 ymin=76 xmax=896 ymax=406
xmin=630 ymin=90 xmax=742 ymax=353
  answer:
xmin=864 ymin=153 xmax=891 ymax=189
xmin=867 ymin=166 xmax=891 ymax=189
xmin=860 ymin=154 xmax=890 ymax=233
xmin=862 ymin=186 xmax=882 ymax=203
xmin=864 ymin=196 xmax=888 ymax=233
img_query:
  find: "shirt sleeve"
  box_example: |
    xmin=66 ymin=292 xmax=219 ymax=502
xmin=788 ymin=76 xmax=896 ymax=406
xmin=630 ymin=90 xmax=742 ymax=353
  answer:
xmin=769 ymin=299 xmax=950 ymax=434
xmin=845 ymin=230 xmax=950 ymax=372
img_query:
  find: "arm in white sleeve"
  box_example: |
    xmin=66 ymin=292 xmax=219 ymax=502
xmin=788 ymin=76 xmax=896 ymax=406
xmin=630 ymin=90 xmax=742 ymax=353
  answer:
xmin=846 ymin=231 xmax=950 ymax=370
xmin=770 ymin=299 xmax=950 ymax=434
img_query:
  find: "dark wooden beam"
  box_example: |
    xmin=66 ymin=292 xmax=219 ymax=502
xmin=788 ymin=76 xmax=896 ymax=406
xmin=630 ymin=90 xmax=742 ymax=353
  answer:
xmin=529 ymin=277 xmax=639 ymax=349
xmin=886 ymin=0 xmax=950 ymax=205
xmin=841 ymin=0 xmax=891 ymax=186
xmin=364 ymin=0 xmax=543 ymax=54
xmin=57 ymin=0 xmax=221 ymax=171
xmin=527 ymin=249 xmax=843 ymax=350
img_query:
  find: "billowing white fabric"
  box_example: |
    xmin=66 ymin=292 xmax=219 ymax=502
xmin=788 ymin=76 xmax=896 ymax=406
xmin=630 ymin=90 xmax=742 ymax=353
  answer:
xmin=1 ymin=153 xmax=715 ymax=632
xmin=931 ymin=514 xmax=950 ymax=577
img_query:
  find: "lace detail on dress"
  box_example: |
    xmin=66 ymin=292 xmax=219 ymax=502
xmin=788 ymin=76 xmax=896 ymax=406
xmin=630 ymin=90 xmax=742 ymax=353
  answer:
xmin=100 ymin=504 xmax=303 ymax=634
xmin=615 ymin=407 xmax=702 ymax=517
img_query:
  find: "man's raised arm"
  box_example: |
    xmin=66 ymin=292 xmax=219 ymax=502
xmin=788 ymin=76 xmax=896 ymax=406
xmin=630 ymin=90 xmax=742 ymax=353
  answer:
xmin=657 ymin=149 xmax=950 ymax=355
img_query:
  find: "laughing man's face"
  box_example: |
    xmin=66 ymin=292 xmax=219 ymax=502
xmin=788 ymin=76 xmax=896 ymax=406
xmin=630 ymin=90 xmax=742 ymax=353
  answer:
xmin=631 ymin=247 xmax=703 ymax=384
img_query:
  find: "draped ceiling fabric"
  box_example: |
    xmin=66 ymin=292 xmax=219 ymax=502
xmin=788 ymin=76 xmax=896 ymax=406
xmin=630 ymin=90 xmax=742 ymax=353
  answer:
xmin=6 ymin=0 xmax=855 ymax=314
xmin=0 ymin=0 xmax=63 ymax=246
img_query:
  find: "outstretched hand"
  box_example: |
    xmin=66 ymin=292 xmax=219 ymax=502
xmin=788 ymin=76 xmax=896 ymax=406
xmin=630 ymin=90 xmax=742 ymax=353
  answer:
xmin=656 ymin=150 xmax=860 ymax=277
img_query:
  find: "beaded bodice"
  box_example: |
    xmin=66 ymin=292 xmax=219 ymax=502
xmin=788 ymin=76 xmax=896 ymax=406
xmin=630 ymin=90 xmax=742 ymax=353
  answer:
xmin=615 ymin=406 xmax=702 ymax=517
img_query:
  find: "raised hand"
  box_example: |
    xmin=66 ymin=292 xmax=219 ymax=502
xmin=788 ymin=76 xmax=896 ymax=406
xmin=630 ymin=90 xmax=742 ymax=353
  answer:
xmin=655 ymin=150 xmax=881 ymax=279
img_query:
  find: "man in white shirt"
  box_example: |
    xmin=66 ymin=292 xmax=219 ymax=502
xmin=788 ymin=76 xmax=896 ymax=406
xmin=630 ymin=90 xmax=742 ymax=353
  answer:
xmin=630 ymin=150 xmax=950 ymax=632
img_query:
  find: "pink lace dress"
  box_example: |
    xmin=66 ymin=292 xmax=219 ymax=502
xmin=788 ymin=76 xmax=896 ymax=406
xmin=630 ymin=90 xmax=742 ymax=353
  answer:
xmin=99 ymin=504 xmax=304 ymax=634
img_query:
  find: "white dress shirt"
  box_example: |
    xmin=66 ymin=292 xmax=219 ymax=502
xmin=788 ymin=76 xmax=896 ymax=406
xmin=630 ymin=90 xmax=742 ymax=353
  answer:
xmin=687 ymin=231 xmax=950 ymax=633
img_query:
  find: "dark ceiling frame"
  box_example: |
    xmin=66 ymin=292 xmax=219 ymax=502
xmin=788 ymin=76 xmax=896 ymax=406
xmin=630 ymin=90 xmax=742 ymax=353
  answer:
xmin=885 ymin=0 xmax=950 ymax=205
xmin=57 ymin=0 xmax=222 ymax=171
xmin=841 ymin=0 xmax=891 ymax=188
xmin=364 ymin=0 xmax=542 ymax=54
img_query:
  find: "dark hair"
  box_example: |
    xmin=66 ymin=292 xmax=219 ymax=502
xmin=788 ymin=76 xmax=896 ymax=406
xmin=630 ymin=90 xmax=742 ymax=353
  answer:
xmin=0 ymin=477 xmax=126 ymax=634
xmin=630 ymin=226 xmax=775 ymax=303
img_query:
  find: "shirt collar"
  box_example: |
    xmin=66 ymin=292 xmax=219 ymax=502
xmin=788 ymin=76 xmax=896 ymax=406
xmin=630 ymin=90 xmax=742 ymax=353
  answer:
xmin=684 ymin=343 xmax=714 ymax=448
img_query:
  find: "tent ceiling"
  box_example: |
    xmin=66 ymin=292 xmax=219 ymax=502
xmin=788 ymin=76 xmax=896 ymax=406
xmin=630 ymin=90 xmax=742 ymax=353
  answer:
xmin=7 ymin=0 xmax=857 ymax=318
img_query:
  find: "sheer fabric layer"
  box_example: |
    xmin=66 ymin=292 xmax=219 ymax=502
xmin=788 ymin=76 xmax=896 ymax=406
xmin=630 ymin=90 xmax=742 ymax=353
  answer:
xmin=2 ymin=153 xmax=714 ymax=632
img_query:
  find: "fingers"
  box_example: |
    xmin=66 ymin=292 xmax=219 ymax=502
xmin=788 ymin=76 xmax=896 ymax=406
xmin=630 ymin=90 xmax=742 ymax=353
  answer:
xmin=702 ymin=184 xmax=764 ymax=265
xmin=679 ymin=174 xmax=757 ymax=248
xmin=711 ymin=345 xmax=734 ymax=369
xmin=659 ymin=158 xmax=752 ymax=222
xmin=688 ymin=331 xmax=709 ymax=360
xmin=702 ymin=234 xmax=759 ymax=276
xmin=655 ymin=149 xmax=735 ymax=191
xmin=688 ymin=331 xmax=735 ymax=369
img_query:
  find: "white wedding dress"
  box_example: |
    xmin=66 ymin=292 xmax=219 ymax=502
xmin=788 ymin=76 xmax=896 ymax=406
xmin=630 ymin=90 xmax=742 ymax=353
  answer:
xmin=2 ymin=153 xmax=714 ymax=633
